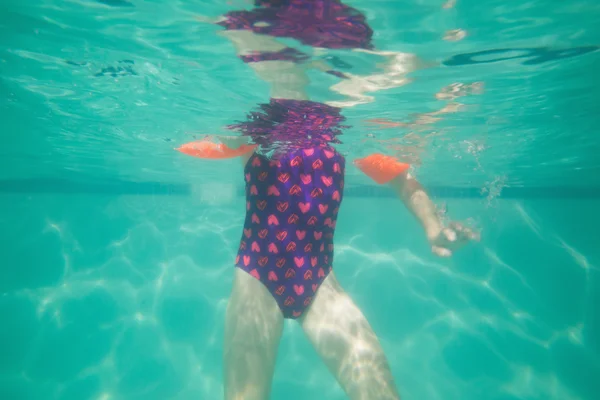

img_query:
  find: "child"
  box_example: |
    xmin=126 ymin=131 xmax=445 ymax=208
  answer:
xmin=179 ymin=1 xmax=479 ymax=399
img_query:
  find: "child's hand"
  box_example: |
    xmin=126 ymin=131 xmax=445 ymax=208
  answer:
xmin=428 ymin=222 xmax=480 ymax=257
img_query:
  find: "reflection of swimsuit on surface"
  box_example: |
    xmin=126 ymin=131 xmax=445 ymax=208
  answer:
xmin=218 ymin=0 xmax=374 ymax=50
xmin=217 ymin=0 xmax=373 ymax=76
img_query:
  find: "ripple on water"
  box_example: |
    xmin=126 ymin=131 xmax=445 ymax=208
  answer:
xmin=59 ymin=375 xmax=102 ymax=400
xmin=158 ymin=295 xmax=213 ymax=343
xmin=114 ymin=324 xmax=184 ymax=399
xmin=96 ymin=0 xmax=135 ymax=8
xmin=1 ymin=198 xmax=66 ymax=293
xmin=0 ymin=295 xmax=39 ymax=373
xmin=478 ymin=325 xmax=553 ymax=375
xmin=443 ymin=332 xmax=512 ymax=382
xmin=28 ymin=289 xmax=118 ymax=382
xmin=552 ymin=337 xmax=600 ymax=400
xmin=0 ymin=377 xmax=51 ymax=400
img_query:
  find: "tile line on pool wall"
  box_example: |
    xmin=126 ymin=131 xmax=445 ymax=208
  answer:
xmin=0 ymin=178 xmax=599 ymax=199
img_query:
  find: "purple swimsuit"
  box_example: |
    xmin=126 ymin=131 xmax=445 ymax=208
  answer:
xmin=231 ymin=99 xmax=346 ymax=318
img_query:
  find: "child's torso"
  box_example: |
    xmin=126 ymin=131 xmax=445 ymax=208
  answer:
xmin=240 ymin=147 xmax=345 ymax=261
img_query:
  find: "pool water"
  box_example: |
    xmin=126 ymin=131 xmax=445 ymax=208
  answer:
xmin=1 ymin=0 xmax=599 ymax=399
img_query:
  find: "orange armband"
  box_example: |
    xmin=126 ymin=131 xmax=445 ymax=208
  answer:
xmin=176 ymin=140 xmax=257 ymax=159
xmin=354 ymin=153 xmax=410 ymax=184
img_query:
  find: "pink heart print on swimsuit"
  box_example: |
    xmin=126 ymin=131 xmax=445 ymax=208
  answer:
xmin=236 ymin=147 xmax=345 ymax=319
xmin=228 ymin=99 xmax=346 ymax=319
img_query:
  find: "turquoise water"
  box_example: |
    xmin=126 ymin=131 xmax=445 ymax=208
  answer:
xmin=1 ymin=0 xmax=599 ymax=399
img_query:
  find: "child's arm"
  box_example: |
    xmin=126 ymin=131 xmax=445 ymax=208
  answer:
xmin=390 ymin=172 xmax=479 ymax=257
xmin=355 ymin=154 xmax=479 ymax=257
xmin=176 ymin=136 xmax=256 ymax=165
xmin=389 ymin=173 xmax=443 ymax=243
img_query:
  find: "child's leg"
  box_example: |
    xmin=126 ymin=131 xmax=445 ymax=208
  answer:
xmin=300 ymin=271 xmax=401 ymax=400
xmin=224 ymin=268 xmax=284 ymax=400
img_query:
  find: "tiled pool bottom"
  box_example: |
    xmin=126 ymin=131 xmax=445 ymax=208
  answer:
xmin=1 ymin=193 xmax=598 ymax=400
